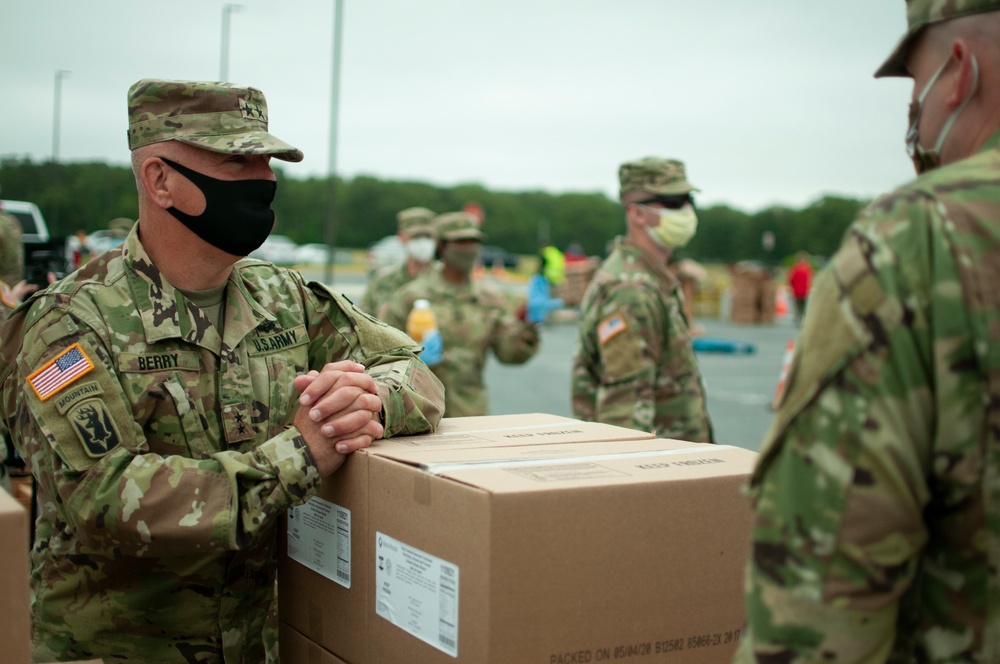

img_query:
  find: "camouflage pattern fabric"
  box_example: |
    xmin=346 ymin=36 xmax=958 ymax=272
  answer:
xmin=0 ymin=225 xmax=444 ymax=664
xmin=127 ymin=79 xmax=303 ymax=162
xmin=0 ymin=210 xmax=24 ymax=285
xmin=434 ymin=211 xmax=484 ymax=240
xmin=358 ymin=260 xmax=430 ymax=315
xmin=876 ymin=0 xmax=1000 ymax=77
xmin=396 ymin=207 xmax=435 ymax=235
xmin=618 ymin=157 xmax=698 ymax=200
xmin=571 ymin=237 xmax=712 ymax=442
xmin=379 ymin=264 xmax=539 ymax=417
xmin=733 ymin=129 xmax=1000 ymax=663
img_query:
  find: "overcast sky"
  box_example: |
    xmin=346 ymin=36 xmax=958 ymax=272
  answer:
xmin=3 ymin=1 xmax=916 ymax=212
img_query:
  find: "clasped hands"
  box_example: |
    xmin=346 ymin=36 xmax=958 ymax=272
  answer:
xmin=292 ymin=360 xmax=383 ymax=476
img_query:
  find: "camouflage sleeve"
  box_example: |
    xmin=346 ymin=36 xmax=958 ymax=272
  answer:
xmin=734 ymin=202 xmax=974 ymax=661
xmin=302 ymin=281 xmax=444 ymax=438
xmin=0 ymin=305 xmax=322 ymax=558
xmin=581 ymin=282 xmax=664 ymax=433
xmin=570 ymin=324 xmax=598 ymax=422
xmin=376 ymin=284 xmax=415 ymax=333
xmin=358 ymin=282 xmax=377 ymax=315
xmin=488 ymin=298 xmax=540 ymax=366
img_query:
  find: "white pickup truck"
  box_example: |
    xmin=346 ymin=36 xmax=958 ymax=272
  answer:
xmin=1 ymin=199 xmax=70 ymax=286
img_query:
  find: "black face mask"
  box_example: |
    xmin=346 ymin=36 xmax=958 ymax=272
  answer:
xmin=162 ymin=158 xmax=277 ymax=257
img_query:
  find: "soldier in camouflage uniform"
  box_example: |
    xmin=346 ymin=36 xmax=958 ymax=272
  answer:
xmin=0 ymin=78 xmax=444 ymax=664
xmin=0 ymin=200 xmax=24 ymax=287
xmin=571 ymin=158 xmax=712 ymax=442
xmin=734 ymin=3 xmax=1000 ymax=662
xmin=380 ymin=211 xmax=540 ymax=417
xmin=359 ymin=206 xmax=436 ymax=314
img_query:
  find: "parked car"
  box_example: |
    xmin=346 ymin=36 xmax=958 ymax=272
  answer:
xmin=479 ymin=244 xmax=519 ymax=269
xmin=2 ymin=199 xmax=70 ymax=286
xmin=366 ymin=235 xmax=405 ymax=273
xmin=295 ymin=243 xmax=330 ymax=265
xmin=250 ymin=234 xmax=298 ymax=265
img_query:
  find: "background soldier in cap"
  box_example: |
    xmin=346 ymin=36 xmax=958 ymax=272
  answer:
xmin=380 ymin=211 xmax=540 ymax=417
xmin=0 ymin=78 xmax=444 ymax=664
xmin=735 ymin=2 xmax=1000 ymax=661
xmin=571 ymin=157 xmax=712 ymax=441
xmin=0 ymin=199 xmax=25 ymax=287
xmin=359 ymin=206 xmax=437 ymax=314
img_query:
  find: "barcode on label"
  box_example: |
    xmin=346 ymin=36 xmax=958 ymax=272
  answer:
xmin=337 ymin=569 xmax=350 ymax=582
xmin=439 ymin=635 xmax=456 ymax=649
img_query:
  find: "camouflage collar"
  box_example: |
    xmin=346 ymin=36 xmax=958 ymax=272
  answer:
xmin=619 ymin=236 xmax=680 ymax=291
xmin=122 ymin=226 xmax=274 ymax=351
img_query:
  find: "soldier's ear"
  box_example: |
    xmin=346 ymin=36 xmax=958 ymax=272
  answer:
xmin=140 ymin=157 xmax=174 ymax=210
xmin=624 ymin=202 xmax=646 ymax=228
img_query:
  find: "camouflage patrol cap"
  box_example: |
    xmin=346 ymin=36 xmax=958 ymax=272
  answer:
xmin=396 ymin=207 xmax=436 ymax=235
xmin=875 ymin=0 xmax=1000 ymax=78
xmin=434 ymin=211 xmax=484 ymax=241
xmin=618 ymin=157 xmax=699 ymax=202
xmin=127 ymin=79 xmax=304 ymax=162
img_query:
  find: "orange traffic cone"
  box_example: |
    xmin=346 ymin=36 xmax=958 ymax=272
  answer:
xmin=772 ymin=340 xmax=795 ymax=410
xmin=775 ymin=285 xmax=790 ymax=318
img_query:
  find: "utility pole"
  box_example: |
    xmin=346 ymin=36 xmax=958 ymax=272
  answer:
xmin=324 ymin=0 xmax=344 ymax=284
xmin=220 ymin=4 xmax=243 ymax=81
xmin=52 ymin=69 xmax=70 ymax=162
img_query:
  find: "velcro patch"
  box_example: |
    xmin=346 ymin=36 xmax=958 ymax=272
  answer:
xmin=68 ymin=399 xmax=121 ymax=458
xmin=28 ymin=343 xmax=95 ymax=401
xmin=597 ymin=313 xmax=628 ymax=345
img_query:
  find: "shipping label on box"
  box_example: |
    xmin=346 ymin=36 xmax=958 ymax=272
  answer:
xmin=286 ymin=497 xmax=352 ymax=589
xmin=374 ymin=531 xmax=460 ymax=658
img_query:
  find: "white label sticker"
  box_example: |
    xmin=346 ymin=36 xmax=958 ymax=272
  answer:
xmin=375 ymin=532 xmax=459 ymax=657
xmin=286 ymin=497 xmax=351 ymax=588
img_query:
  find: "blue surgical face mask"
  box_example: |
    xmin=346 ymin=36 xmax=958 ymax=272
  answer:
xmin=906 ymin=53 xmax=980 ymax=174
xmin=162 ymin=158 xmax=277 ymax=257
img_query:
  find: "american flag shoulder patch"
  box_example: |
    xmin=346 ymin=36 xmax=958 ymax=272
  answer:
xmin=597 ymin=312 xmax=628 ymax=345
xmin=28 ymin=343 xmax=95 ymax=402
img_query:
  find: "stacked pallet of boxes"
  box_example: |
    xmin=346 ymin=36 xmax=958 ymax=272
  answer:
xmin=728 ymin=262 xmax=776 ymax=324
xmin=560 ymin=257 xmax=600 ymax=308
xmin=279 ymin=413 xmax=756 ymax=664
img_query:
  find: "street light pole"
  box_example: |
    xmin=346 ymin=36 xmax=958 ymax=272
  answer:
xmin=52 ymin=69 xmax=70 ymax=162
xmin=324 ymin=0 xmax=344 ymax=284
xmin=220 ymin=4 xmax=243 ymax=81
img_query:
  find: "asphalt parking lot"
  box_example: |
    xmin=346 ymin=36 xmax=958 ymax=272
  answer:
xmin=325 ymin=270 xmax=794 ymax=453
xmin=483 ymin=315 xmax=794 ymax=452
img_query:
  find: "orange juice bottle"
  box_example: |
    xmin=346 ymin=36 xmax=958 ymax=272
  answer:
xmin=406 ymin=299 xmax=437 ymax=343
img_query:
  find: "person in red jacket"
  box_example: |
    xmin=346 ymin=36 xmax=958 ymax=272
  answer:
xmin=787 ymin=252 xmax=813 ymax=326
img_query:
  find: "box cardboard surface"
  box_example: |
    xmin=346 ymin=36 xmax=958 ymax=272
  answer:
xmin=280 ymin=621 xmax=349 ymax=664
xmin=0 ymin=485 xmax=31 ymax=664
xmin=281 ymin=415 xmax=754 ymax=664
xmin=279 ymin=414 xmax=654 ymax=664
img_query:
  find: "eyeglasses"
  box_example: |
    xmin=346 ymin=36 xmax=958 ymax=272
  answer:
xmin=636 ymin=196 xmax=693 ymax=210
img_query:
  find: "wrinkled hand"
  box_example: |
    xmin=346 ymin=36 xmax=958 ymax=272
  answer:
xmin=526 ymin=274 xmax=563 ymax=324
xmin=421 ymin=329 xmax=443 ymax=365
xmin=291 ymin=361 xmax=384 ymax=476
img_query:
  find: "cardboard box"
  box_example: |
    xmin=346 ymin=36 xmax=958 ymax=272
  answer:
xmin=281 ymin=415 xmax=755 ymax=663
xmin=0 ymin=485 xmax=31 ymax=664
xmin=280 ymin=621 xmax=349 ymax=664
xmin=279 ymin=414 xmax=655 ymax=664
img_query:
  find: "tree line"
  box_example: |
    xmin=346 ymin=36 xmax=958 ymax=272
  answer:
xmin=0 ymin=158 xmax=868 ymax=265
